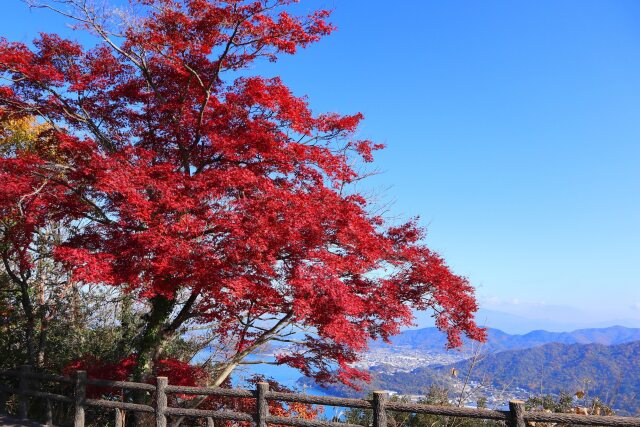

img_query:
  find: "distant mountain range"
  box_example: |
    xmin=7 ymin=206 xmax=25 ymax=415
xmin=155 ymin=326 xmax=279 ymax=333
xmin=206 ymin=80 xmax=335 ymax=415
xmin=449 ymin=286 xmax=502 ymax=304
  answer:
xmin=305 ymin=326 xmax=640 ymax=415
xmin=409 ymin=308 xmax=640 ymax=334
xmin=372 ymin=325 xmax=640 ymax=353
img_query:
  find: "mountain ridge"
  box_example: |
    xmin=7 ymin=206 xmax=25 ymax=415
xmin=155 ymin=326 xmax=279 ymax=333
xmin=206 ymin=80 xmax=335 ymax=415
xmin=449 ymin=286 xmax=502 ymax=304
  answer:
xmin=372 ymin=325 xmax=640 ymax=353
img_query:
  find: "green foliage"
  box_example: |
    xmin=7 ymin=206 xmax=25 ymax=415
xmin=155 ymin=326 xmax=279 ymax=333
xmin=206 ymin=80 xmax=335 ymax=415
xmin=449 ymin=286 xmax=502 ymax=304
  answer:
xmin=525 ymin=392 xmax=575 ymax=413
xmin=525 ymin=392 xmax=615 ymax=417
xmin=446 ymin=342 xmax=640 ymax=415
xmin=476 ymin=397 xmax=488 ymax=410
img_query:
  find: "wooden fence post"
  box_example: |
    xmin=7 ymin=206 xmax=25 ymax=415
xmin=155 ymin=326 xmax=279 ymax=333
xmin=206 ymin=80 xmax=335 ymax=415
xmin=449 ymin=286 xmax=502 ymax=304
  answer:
xmin=256 ymin=382 xmax=269 ymax=427
xmin=509 ymin=400 xmax=525 ymax=427
xmin=74 ymin=370 xmax=87 ymax=427
xmin=115 ymin=408 xmax=125 ymax=427
xmin=45 ymin=398 xmax=53 ymax=426
xmin=0 ymin=384 xmax=7 ymax=414
xmin=156 ymin=376 xmax=168 ymax=427
xmin=18 ymin=365 xmax=31 ymax=419
xmin=373 ymin=391 xmax=388 ymax=427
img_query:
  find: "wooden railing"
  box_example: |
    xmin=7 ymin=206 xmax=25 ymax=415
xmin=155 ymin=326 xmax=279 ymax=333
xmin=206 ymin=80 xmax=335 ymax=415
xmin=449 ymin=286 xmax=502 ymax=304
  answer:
xmin=1 ymin=366 xmax=639 ymax=427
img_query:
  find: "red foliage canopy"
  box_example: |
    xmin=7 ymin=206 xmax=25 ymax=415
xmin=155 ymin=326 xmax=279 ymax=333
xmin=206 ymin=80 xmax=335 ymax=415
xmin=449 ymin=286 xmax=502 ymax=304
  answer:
xmin=0 ymin=0 xmax=485 ymax=387
xmin=64 ymin=355 xmax=207 ymax=397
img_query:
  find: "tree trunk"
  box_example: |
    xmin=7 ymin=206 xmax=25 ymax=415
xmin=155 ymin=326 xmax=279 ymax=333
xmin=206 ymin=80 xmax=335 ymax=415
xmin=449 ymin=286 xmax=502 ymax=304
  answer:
xmin=2 ymin=256 xmax=37 ymax=366
xmin=36 ymin=280 xmax=47 ymax=368
xmin=132 ymin=295 xmax=176 ymax=383
xmin=37 ymin=309 xmax=47 ymax=368
xmin=117 ymin=294 xmax=136 ymax=356
xmin=18 ymin=282 xmax=37 ymax=367
xmin=130 ymin=295 xmax=175 ymax=427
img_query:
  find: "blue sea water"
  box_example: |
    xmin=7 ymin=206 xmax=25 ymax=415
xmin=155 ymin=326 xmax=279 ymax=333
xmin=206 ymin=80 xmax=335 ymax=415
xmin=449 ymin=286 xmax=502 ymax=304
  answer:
xmin=234 ymin=354 xmax=328 ymax=396
xmin=196 ymin=349 xmax=328 ymax=396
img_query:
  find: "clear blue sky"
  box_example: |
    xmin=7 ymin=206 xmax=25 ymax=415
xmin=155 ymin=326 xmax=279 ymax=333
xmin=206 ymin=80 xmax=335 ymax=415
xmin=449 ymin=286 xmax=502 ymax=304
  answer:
xmin=3 ymin=1 xmax=640 ymax=327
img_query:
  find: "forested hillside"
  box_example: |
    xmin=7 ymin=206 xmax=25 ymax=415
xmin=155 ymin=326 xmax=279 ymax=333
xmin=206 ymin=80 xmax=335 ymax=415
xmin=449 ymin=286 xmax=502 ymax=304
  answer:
xmin=443 ymin=341 xmax=640 ymax=408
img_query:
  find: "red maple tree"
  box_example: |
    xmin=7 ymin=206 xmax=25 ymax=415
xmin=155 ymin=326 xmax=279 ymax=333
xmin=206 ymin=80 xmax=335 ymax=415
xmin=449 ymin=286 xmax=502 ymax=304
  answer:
xmin=0 ymin=0 xmax=485 ymax=390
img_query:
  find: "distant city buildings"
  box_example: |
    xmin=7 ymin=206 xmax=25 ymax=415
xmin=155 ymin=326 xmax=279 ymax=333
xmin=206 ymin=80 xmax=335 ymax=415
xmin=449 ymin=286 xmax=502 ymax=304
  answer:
xmin=351 ymin=346 xmax=530 ymax=410
xmin=351 ymin=347 xmax=464 ymax=372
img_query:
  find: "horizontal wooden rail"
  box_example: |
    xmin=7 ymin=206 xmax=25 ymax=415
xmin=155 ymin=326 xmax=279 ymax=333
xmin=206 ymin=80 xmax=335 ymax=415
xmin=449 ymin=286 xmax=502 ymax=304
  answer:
xmin=26 ymin=390 xmax=73 ymax=404
xmin=165 ymin=384 xmax=253 ymax=398
xmin=164 ymin=407 xmax=254 ymax=422
xmin=86 ymin=378 xmax=155 ymax=391
xmin=85 ymin=398 xmax=155 ymax=413
xmin=385 ymin=401 xmax=510 ymax=420
xmin=1 ymin=366 xmax=639 ymax=427
xmin=525 ymin=411 xmax=640 ymax=426
xmin=266 ymin=391 xmax=373 ymax=409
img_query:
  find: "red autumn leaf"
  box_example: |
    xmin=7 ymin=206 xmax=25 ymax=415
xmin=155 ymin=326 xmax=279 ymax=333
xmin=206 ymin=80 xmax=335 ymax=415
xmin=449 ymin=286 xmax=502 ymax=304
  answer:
xmin=0 ymin=0 xmax=485 ymax=390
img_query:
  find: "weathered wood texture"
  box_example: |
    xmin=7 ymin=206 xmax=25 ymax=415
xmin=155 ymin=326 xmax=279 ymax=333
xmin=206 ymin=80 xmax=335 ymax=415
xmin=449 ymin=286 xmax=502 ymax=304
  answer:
xmin=44 ymin=399 xmax=52 ymax=426
xmin=256 ymin=382 xmax=269 ymax=427
xmin=266 ymin=391 xmax=372 ymax=409
xmin=525 ymin=412 xmax=640 ymax=427
xmin=0 ymin=389 xmax=7 ymax=415
xmin=373 ymin=391 xmax=388 ymax=427
xmin=84 ymin=399 xmax=154 ymax=413
xmin=114 ymin=408 xmax=125 ymax=427
xmin=73 ymin=371 xmax=86 ymax=427
xmin=26 ymin=391 xmax=72 ymax=404
xmin=509 ymin=400 xmax=525 ymax=427
xmin=156 ymin=376 xmax=168 ymax=427
xmin=18 ymin=366 xmax=30 ymax=420
xmin=2 ymin=367 xmax=640 ymax=427
xmin=86 ymin=378 xmax=155 ymax=391
xmin=164 ymin=407 xmax=253 ymax=422
xmin=386 ymin=401 xmax=509 ymax=420
xmin=164 ymin=385 xmax=253 ymax=398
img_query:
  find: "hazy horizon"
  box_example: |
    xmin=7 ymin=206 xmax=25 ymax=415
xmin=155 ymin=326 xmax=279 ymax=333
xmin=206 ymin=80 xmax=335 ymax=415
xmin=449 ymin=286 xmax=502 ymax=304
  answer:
xmin=411 ymin=305 xmax=640 ymax=335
